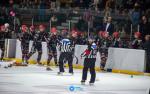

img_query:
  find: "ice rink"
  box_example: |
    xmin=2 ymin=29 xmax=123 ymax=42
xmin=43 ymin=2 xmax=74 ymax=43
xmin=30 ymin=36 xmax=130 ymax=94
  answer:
xmin=0 ymin=65 xmax=150 ymax=94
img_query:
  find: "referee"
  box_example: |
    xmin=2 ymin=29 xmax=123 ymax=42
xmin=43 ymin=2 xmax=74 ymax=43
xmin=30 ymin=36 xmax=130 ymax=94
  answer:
xmin=58 ymin=32 xmax=74 ymax=75
xmin=81 ymin=38 xmax=97 ymax=85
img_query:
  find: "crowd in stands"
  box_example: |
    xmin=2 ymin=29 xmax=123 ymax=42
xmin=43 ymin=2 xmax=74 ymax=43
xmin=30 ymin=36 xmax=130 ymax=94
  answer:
xmin=0 ymin=0 xmax=150 ymax=38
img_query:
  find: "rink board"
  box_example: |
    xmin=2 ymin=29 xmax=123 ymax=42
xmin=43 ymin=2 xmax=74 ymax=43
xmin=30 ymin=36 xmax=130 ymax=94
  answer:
xmin=105 ymin=48 xmax=145 ymax=72
xmin=15 ymin=40 xmax=101 ymax=67
xmin=5 ymin=39 xmax=146 ymax=74
xmin=15 ymin=40 xmax=49 ymax=63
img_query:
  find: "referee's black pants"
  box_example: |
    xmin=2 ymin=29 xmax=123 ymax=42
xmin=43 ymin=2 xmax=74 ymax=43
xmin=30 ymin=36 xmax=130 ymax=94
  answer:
xmin=59 ymin=52 xmax=73 ymax=73
xmin=82 ymin=58 xmax=96 ymax=83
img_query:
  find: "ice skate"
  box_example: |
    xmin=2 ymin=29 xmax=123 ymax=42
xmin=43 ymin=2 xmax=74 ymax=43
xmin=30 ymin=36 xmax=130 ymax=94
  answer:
xmin=4 ymin=66 xmax=8 ymax=68
xmin=57 ymin=72 xmax=63 ymax=76
xmin=8 ymin=64 xmax=13 ymax=68
xmin=46 ymin=67 xmax=53 ymax=71
xmin=81 ymin=80 xmax=85 ymax=85
xmin=69 ymin=72 xmax=74 ymax=75
xmin=22 ymin=61 xmax=28 ymax=66
xmin=89 ymin=82 xmax=94 ymax=86
xmin=37 ymin=62 xmax=43 ymax=66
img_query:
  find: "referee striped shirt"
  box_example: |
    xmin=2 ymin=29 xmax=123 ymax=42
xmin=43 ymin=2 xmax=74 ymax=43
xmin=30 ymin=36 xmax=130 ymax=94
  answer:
xmin=81 ymin=45 xmax=97 ymax=58
xmin=60 ymin=38 xmax=73 ymax=52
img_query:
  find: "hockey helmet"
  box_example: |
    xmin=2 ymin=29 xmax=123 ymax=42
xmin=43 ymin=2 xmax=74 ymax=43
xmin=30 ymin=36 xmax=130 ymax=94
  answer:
xmin=71 ymin=29 xmax=78 ymax=38
xmin=4 ymin=23 xmax=9 ymax=28
xmin=134 ymin=32 xmax=141 ymax=38
xmin=21 ymin=25 xmax=28 ymax=32
xmin=30 ymin=25 xmax=35 ymax=32
xmin=0 ymin=25 xmax=6 ymax=31
xmin=91 ymin=43 xmax=97 ymax=49
xmin=113 ymin=32 xmax=119 ymax=38
xmin=39 ymin=24 xmax=45 ymax=32
xmin=102 ymin=31 xmax=109 ymax=38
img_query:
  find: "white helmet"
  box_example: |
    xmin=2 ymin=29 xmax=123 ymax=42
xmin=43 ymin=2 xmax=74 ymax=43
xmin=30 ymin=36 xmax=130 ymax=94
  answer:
xmin=91 ymin=43 xmax=97 ymax=49
xmin=4 ymin=23 xmax=9 ymax=28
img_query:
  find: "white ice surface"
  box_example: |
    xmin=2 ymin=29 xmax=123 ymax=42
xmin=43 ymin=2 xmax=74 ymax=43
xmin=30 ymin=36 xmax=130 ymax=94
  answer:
xmin=0 ymin=65 xmax=150 ymax=94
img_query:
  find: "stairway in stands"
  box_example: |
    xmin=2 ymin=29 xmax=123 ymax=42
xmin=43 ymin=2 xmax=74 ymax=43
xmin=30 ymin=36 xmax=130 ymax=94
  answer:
xmin=56 ymin=15 xmax=80 ymax=31
xmin=21 ymin=13 xmax=80 ymax=31
xmin=21 ymin=14 xmax=49 ymax=27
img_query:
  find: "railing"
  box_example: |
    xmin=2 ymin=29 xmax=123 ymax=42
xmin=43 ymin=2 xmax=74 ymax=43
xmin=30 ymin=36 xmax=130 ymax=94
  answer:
xmin=16 ymin=8 xmax=127 ymax=19
xmin=16 ymin=8 xmax=129 ymax=29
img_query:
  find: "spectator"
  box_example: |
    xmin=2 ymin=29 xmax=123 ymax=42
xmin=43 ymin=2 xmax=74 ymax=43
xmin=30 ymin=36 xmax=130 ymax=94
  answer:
xmin=51 ymin=0 xmax=56 ymax=10
xmin=50 ymin=15 xmax=58 ymax=27
xmin=105 ymin=0 xmax=115 ymax=16
xmin=90 ymin=0 xmax=99 ymax=11
xmin=126 ymin=0 xmax=135 ymax=9
xmin=130 ymin=2 xmax=141 ymax=30
xmin=105 ymin=0 xmax=111 ymax=17
xmin=0 ymin=6 xmax=9 ymax=24
xmin=102 ymin=16 xmax=114 ymax=35
xmin=83 ymin=9 xmax=92 ymax=22
xmin=39 ymin=0 xmax=46 ymax=21
xmin=140 ymin=15 xmax=150 ymax=42
xmin=56 ymin=0 xmax=60 ymax=10
xmin=116 ymin=0 xmax=123 ymax=9
xmin=98 ymin=0 xmax=106 ymax=10
xmin=12 ymin=2 xmax=19 ymax=9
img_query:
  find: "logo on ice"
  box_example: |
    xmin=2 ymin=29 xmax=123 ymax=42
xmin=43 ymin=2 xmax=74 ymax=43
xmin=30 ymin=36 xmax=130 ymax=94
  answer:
xmin=69 ymin=85 xmax=83 ymax=92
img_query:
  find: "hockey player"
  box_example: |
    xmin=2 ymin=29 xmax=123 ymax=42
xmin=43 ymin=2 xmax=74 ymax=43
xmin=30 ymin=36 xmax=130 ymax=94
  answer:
xmin=29 ymin=25 xmax=36 ymax=54
xmin=0 ymin=24 xmax=12 ymax=67
xmin=29 ymin=25 xmax=36 ymax=40
xmin=97 ymin=31 xmax=112 ymax=71
xmin=0 ymin=25 xmax=6 ymax=61
xmin=27 ymin=25 xmax=47 ymax=65
xmin=142 ymin=35 xmax=150 ymax=73
xmin=46 ymin=27 xmax=59 ymax=71
xmin=71 ymin=29 xmax=78 ymax=45
xmin=70 ymin=30 xmax=78 ymax=62
xmin=112 ymin=32 xmax=121 ymax=48
xmin=57 ymin=30 xmax=74 ymax=75
xmin=4 ymin=23 xmax=12 ymax=39
xmin=81 ymin=38 xmax=98 ymax=85
xmin=131 ymin=31 xmax=142 ymax=49
xmin=19 ymin=25 xmax=31 ymax=65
